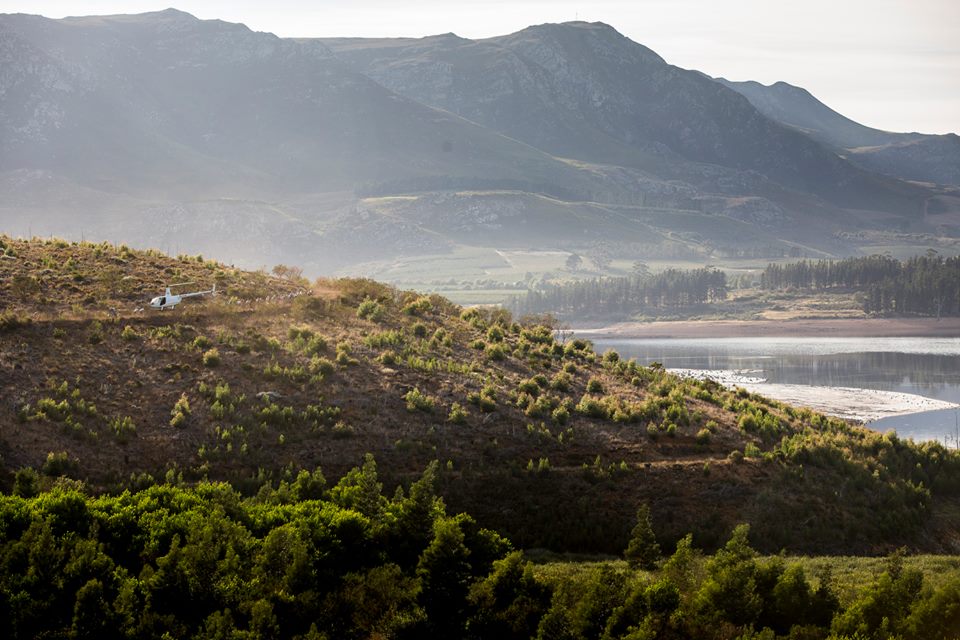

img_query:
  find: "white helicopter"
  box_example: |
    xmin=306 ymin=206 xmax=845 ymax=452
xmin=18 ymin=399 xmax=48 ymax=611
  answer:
xmin=149 ymin=283 xmax=216 ymax=310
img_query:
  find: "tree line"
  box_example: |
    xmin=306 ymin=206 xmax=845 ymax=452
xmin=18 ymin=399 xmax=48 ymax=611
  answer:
xmin=760 ymin=254 xmax=960 ymax=316
xmin=2 ymin=457 xmax=960 ymax=639
xmin=510 ymin=268 xmax=727 ymax=319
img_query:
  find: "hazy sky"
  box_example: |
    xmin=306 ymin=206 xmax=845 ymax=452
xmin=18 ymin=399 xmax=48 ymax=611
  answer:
xmin=7 ymin=0 xmax=959 ymax=135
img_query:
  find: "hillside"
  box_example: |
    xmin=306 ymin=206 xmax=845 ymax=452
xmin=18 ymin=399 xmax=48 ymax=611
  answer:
xmin=321 ymin=22 xmax=930 ymax=214
xmin=2 ymin=237 xmax=960 ymax=556
xmin=1 ymin=10 xmax=958 ymax=283
xmin=717 ymin=78 xmax=960 ymax=188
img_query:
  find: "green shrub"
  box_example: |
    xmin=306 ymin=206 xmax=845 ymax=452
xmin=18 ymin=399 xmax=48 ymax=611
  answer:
xmin=309 ymin=356 xmax=336 ymax=376
xmin=170 ymin=394 xmax=191 ymax=428
xmin=486 ymin=344 xmax=507 ymax=361
xmin=411 ymin=322 xmax=428 ymax=338
xmin=739 ymin=413 xmax=759 ymax=433
xmin=467 ymin=388 xmax=497 ymax=412
xmin=551 ymin=405 xmax=570 ymax=425
xmin=586 ymin=378 xmax=604 ymax=394
xmin=550 ymin=372 xmax=572 ymax=392
xmin=448 ymin=403 xmax=469 ymax=424
xmin=110 ymin=416 xmax=137 ymax=442
xmin=517 ymin=378 xmax=540 ymax=397
xmin=378 ymin=350 xmax=398 ymax=365
xmin=357 ymin=297 xmax=385 ymax=321
xmin=202 ymin=348 xmax=221 ymax=367
xmin=41 ymin=451 xmax=77 ymax=477
xmin=193 ymin=335 xmax=212 ymax=350
xmin=121 ymin=325 xmax=139 ymax=341
xmin=404 ymin=388 xmax=436 ymax=412
xmin=576 ymin=395 xmax=609 ymax=420
xmin=365 ymin=330 xmax=404 ymax=349
xmin=402 ymin=297 xmax=432 ymax=316
xmin=486 ymin=325 xmax=504 ymax=342
xmin=696 ymin=428 xmax=711 ymax=444
xmin=744 ymin=442 xmax=762 ymax=458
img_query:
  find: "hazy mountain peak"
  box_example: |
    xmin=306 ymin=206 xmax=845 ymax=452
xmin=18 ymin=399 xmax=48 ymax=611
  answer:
xmin=137 ymin=7 xmax=198 ymax=20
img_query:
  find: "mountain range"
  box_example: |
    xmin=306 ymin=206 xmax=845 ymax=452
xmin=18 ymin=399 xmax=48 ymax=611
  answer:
xmin=1 ymin=9 xmax=957 ymax=277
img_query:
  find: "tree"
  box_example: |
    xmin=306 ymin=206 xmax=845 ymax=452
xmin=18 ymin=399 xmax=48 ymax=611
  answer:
xmin=624 ymin=504 xmax=661 ymax=570
xmin=565 ymin=253 xmax=583 ymax=272
xmin=417 ymin=517 xmax=472 ymax=637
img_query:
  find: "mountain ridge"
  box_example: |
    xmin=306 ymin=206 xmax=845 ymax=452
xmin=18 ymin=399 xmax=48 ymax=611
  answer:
xmin=1 ymin=9 xmax=957 ymax=280
xmin=717 ymin=77 xmax=960 ymax=187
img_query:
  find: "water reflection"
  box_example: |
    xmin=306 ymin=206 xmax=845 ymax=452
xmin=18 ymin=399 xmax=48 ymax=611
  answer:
xmin=592 ymin=337 xmax=960 ymax=442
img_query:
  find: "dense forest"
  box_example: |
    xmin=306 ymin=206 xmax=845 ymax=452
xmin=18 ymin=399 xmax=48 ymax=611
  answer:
xmin=761 ymin=255 xmax=960 ymax=316
xmin=510 ymin=268 xmax=727 ymax=319
xmin=3 ymin=464 xmax=960 ymax=639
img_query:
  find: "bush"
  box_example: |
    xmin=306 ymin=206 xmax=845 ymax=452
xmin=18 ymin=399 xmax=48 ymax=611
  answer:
xmin=448 ymin=403 xmax=469 ymax=424
xmin=110 ymin=416 xmax=137 ymax=441
xmin=696 ymin=428 xmax=711 ymax=445
xmin=486 ymin=344 xmax=507 ymax=361
xmin=467 ymin=388 xmax=497 ymax=412
xmin=550 ymin=372 xmax=572 ymax=392
xmin=551 ymin=405 xmax=570 ymax=425
xmin=357 ymin=297 xmax=385 ymax=321
xmin=728 ymin=449 xmax=744 ymax=463
xmin=170 ymin=394 xmax=191 ymax=428
xmin=486 ymin=325 xmax=504 ymax=342
xmin=41 ymin=451 xmax=77 ymax=476
xmin=121 ymin=325 xmax=139 ymax=341
xmin=402 ymin=297 xmax=432 ymax=316
xmin=365 ymin=330 xmax=404 ymax=349
xmin=586 ymin=378 xmax=604 ymax=394
xmin=193 ymin=335 xmax=212 ymax=350
xmin=576 ymin=395 xmax=609 ymax=420
xmin=202 ymin=348 xmax=221 ymax=367
xmin=404 ymin=388 xmax=436 ymax=412
xmin=309 ymin=356 xmax=336 ymax=376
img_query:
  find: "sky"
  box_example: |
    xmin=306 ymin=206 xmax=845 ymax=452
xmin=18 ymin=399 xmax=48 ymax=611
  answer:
xmin=6 ymin=0 xmax=959 ymax=135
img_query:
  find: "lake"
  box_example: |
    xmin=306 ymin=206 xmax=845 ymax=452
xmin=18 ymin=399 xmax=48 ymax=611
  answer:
xmin=589 ymin=336 xmax=960 ymax=445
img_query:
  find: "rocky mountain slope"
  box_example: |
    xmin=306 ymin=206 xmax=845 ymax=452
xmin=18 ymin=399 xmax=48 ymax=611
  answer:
xmin=717 ymin=78 xmax=960 ymax=188
xmin=2 ymin=237 xmax=959 ymax=554
xmin=1 ymin=10 xmax=957 ymax=277
xmin=323 ymin=22 xmax=927 ymax=213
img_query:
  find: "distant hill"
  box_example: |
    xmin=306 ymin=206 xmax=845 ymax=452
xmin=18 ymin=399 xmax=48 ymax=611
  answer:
xmin=1 ymin=10 xmax=958 ymax=280
xmin=321 ymin=22 xmax=929 ymax=213
xmin=717 ymin=78 xmax=960 ymax=187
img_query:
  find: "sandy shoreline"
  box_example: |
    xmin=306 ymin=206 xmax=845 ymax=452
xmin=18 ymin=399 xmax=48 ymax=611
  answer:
xmin=573 ymin=317 xmax=960 ymax=339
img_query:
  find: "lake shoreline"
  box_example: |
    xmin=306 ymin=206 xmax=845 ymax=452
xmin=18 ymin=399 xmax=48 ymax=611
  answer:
xmin=572 ymin=317 xmax=960 ymax=339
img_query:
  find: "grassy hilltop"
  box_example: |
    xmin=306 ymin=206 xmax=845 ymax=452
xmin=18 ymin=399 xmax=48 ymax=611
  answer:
xmin=1 ymin=235 xmax=960 ymax=556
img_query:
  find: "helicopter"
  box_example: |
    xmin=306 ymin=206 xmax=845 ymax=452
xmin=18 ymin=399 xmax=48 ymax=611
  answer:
xmin=149 ymin=283 xmax=216 ymax=310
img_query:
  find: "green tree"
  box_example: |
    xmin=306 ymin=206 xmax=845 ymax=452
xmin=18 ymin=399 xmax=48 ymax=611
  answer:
xmin=416 ymin=517 xmax=472 ymax=637
xmin=694 ymin=524 xmax=762 ymax=627
xmin=467 ymin=551 xmax=550 ymax=640
xmin=624 ymin=504 xmax=661 ymax=569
